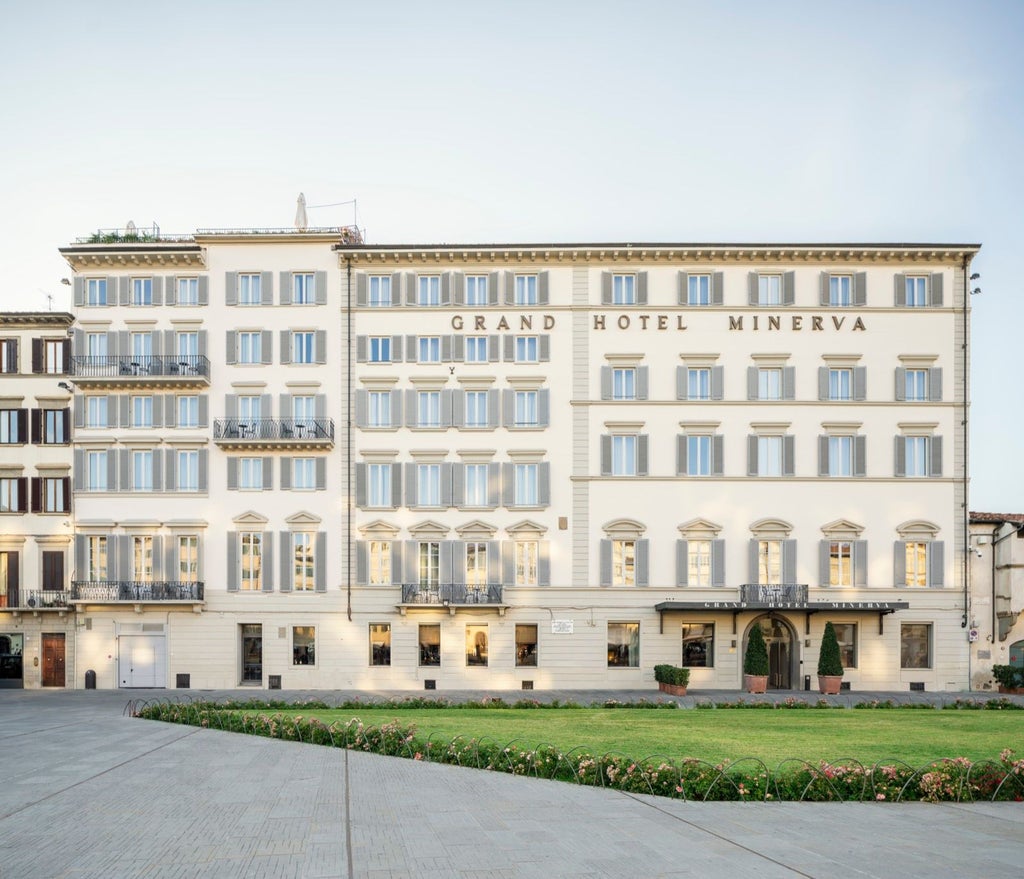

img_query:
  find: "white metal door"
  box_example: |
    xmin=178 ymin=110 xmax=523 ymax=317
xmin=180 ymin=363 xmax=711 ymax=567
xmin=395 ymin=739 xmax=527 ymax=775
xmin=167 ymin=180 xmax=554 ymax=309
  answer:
xmin=118 ymin=635 xmax=166 ymax=688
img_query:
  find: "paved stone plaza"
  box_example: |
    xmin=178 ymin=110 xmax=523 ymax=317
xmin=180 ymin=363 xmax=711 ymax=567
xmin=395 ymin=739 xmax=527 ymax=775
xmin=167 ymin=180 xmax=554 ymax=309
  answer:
xmin=1 ymin=689 xmax=1022 ymax=878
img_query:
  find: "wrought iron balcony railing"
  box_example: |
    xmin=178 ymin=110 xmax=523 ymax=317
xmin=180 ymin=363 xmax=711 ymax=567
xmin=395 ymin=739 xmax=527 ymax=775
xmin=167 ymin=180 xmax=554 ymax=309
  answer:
xmin=400 ymin=583 xmax=504 ymax=605
xmin=0 ymin=590 xmax=72 ymax=610
xmin=71 ymin=581 xmax=205 ymax=602
xmin=72 ymin=355 xmax=210 ymax=380
xmin=213 ymin=418 xmax=335 ymax=442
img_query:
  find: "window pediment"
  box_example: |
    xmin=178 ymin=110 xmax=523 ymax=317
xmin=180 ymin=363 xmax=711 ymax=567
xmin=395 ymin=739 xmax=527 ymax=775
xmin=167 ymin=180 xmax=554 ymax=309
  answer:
xmin=896 ymin=519 xmax=940 ymax=539
xmin=408 ymin=519 xmax=449 ymax=539
xmin=820 ymin=519 xmax=864 ymax=539
xmin=358 ymin=518 xmax=400 ymax=538
xmin=506 ymin=519 xmax=548 ymax=537
xmin=750 ymin=518 xmax=793 ymax=538
xmin=602 ymin=518 xmax=646 ymax=539
xmin=232 ymin=510 xmax=269 ymax=526
xmin=678 ymin=518 xmax=723 ymax=538
xmin=455 ymin=519 xmax=498 ymax=539
xmin=285 ymin=511 xmax=321 ymax=528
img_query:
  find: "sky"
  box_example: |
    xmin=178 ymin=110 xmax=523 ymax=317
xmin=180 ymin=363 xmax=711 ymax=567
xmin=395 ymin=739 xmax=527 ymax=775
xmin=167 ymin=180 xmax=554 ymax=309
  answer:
xmin=0 ymin=0 xmax=1020 ymax=510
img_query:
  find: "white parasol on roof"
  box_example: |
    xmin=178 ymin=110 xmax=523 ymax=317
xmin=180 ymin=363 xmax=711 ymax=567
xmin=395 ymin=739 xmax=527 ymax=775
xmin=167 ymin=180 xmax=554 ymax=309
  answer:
xmin=295 ymin=193 xmax=308 ymax=231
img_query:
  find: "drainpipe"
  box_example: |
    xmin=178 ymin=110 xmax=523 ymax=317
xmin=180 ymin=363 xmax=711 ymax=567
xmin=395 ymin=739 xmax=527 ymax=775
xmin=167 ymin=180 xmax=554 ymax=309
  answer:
xmin=962 ymin=254 xmax=970 ymax=634
xmin=346 ymin=256 xmax=353 ymax=622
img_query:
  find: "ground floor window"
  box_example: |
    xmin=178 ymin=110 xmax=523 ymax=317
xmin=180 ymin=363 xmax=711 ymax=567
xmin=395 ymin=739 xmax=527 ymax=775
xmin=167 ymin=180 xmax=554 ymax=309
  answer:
xmin=830 ymin=622 xmax=857 ymax=668
xmin=240 ymin=624 xmax=262 ymax=683
xmin=516 ymin=624 xmax=538 ymax=667
xmin=681 ymin=623 xmax=714 ymax=667
xmin=369 ymin=623 xmax=391 ymax=666
xmin=419 ymin=624 xmax=440 ymax=666
xmin=607 ymin=621 xmax=639 ymax=667
xmin=466 ymin=624 xmax=488 ymax=666
xmin=292 ymin=626 xmax=315 ymax=666
xmin=901 ymin=623 xmax=931 ymax=669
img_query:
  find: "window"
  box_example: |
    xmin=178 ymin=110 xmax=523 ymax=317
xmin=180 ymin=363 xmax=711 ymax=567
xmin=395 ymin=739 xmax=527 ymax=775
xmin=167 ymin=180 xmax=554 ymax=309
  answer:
xmin=464 ymin=463 xmax=488 ymax=506
xmin=901 ymin=623 xmax=932 ymax=668
xmin=829 ymin=275 xmax=852 ymax=306
xmin=465 ymin=337 xmax=488 ymax=363
xmin=757 ymin=436 xmax=783 ymax=477
xmin=86 ymin=278 xmax=107 ymax=306
xmin=292 ymin=533 xmax=315 ymax=591
xmin=681 ymin=623 xmax=714 ymax=668
xmin=465 ymin=275 xmax=488 ymax=306
xmin=238 ymin=331 xmax=262 ymax=364
xmin=293 ymin=626 xmax=315 ymax=664
xmin=177 ymin=278 xmax=198 ymax=305
xmin=369 ymin=336 xmax=391 ymax=363
xmin=240 ymin=532 xmax=262 ymax=590
xmin=240 ymin=458 xmax=263 ymax=490
xmin=367 ymin=391 xmax=391 ymax=428
xmin=688 ymin=274 xmax=711 ymax=306
xmin=611 ymin=435 xmax=637 ymax=476
xmin=830 ymin=622 xmax=856 ymax=668
xmin=418 ymin=276 xmax=440 ymax=306
xmin=130 ymin=536 xmax=153 ymax=582
xmin=86 ymin=332 xmax=107 ymax=357
xmin=514 ymin=336 xmax=538 ymax=363
xmin=131 ymin=277 xmax=152 ymax=306
xmin=418 ymin=542 xmax=440 ymax=587
xmin=87 ymin=451 xmax=107 ymax=491
xmin=177 ymin=332 xmax=198 ymax=358
xmin=86 ymin=396 xmax=108 ymax=428
xmin=368 ymin=276 xmax=391 ymax=307
xmin=904 ymin=436 xmax=929 ymax=477
xmin=465 ymin=391 xmax=488 ymax=427
xmin=829 ymin=541 xmax=853 ymax=587
xmin=369 ymin=541 xmax=391 ymax=585
xmin=417 ymin=336 xmax=440 ymax=364
xmin=417 ymin=464 xmax=441 ymax=506
xmin=239 ymin=395 xmax=261 ymax=423
xmin=367 ymin=463 xmax=392 ymax=507
xmin=419 ymin=623 xmax=441 ymax=666
xmin=130 ymin=332 xmax=152 ymax=359
xmin=292 ymin=395 xmax=315 ymax=429
xmin=133 ymin=451 xmax=153 ymax=491
xmin=42 ymin=477 xmax=67 ymax=513
xmin=131 ymin=396 xmax=153 ymax=428
xmin=758 ymin=275 xmax=782 ymax=305
xmin=613 ymin=368 xmax=636 ymax=401
xmin=513 ymin=463 xmax=538 ymax=506
xmin=612 ymin=540 xmax=636 ymax=586
xmin=87 ymin=536 xmax=108 ymax=581
xmin=514 ymin=390 xmax=538 ymax=427
xmin=687 ymin=540 xmax=712 ymax=586
xmin=828 ymin=436 xmax=853 ymax=477
xmin=466 ymin=624 xmax=488 ymax=666
xmin=42 ymin=410 xmax=67 ymax=444
xmin=293 ymin=273 xmax=314 ymax=305
xmin=904 ymin=541 xmax=928 ymax=587
xmin=612 ymin=274 xmax=635 ymax=305
xmin=0 ymin=478 xmax=20 ymax=512
xmin=515 ymin=275 xmax=538 ymax=305
xmin=516 ymin=624 xmax=538 ymax=666
xmin=905 ymin=276 xmax=927 ymax=307
xmin=829 ymin=368 xmax=852 ymax=401
xmin=688 ymin=367 xmax=711 ymax=401
xmin=42 ymin=550 xmax=64 ymax=590
xmin=293 ymin=331 xmax=314 ymax=364
xmin=758 ymin=367 xmax=782 ymax=400
xmin=515 ymin=541 xmax=538 ymax=586
xmin=293 ymin=457 xmax=315 ymax=490
xmin=417 ymin=391 xmax=441 ymax=428
xmin=757 ymin=540 xmax=782 ymax=584
xmin=238 ymin=273 xmax=261 ymax=305
xmin=466 ymin=542 xmax=487 ymax=587
xmin=905 ymin=368 xmax=927 ymax=402
xmin=179 ymin=535 xmax=199 ymax=582
xmin=0 ymin=338 xmax=17 ymax=373
xmin=177 ymin=396 xmax=199 ymax=428
xmin=0 ymin=410 xmax=21 ymax=444
xmin=178 ymin=451 xmax=199 ymax=492
xmin=369 ymin=623 xmax=391 ymax=665
xmin=44 ymin=340 xmax=64 ymax=374
xmin=607 ymin=621 xmax=639 ymax=667
xmin=687 ymin=435 xmax=712 ymax=476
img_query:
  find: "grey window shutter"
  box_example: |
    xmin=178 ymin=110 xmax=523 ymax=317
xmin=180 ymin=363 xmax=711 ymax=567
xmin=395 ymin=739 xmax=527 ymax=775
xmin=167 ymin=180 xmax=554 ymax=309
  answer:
xmin=929 ymin=436 xmax=943 ymax=477
xmin=749 ymin=539 xmax=761 ymax=583
xmin=819 ymin=272 xmax=830 ymax=306
xmin=356 ymin=274 xmax=367 ymax=306
xmin=452 ymin=463 xmax=465 ymax=503
xmin=504 ymin=270 xmax=516 ymax=305
xmin=854 ymin=540 xmax=868 ymax=586
xmin=930 ymin=273 xmax=943 ymax=307
xmin=748 ymin=272 xmax=759 ymax=306
xmin=928 ymin=541 xmax=944 ymax=587
xmin=440 ymin=463 xmax=453 ymax=507
xmin=315 ymin=532 xmax=327 ymax=591
xmin=712 ymin=272 xmax=724 ymax=305
xmin=600 ymin=366 xmax=612 ymax=400
xmin=315 ymin=457 xmax=326 ymax=490
xmin=391 ymin=463 xmax=402 ymax=508
xmin=355 ymin=390 xmax=367 ymax=428
xmin=440 ymin=273 xmax=451 ymax=305
xmin=405 ymin=462 xmax=418 ymax=507
xmin=354 ymin=463 xmax=366 ymax=506
xmin=356 ymin=336 xmax=367 ymax=362
xmin=712 ymin=435 xmax=724 ymax=476
xmin=315 ymin=329 xmax=326 ymax=363
xmin=280 ymin=457 xmax=292 ymax=490
xmin=747 ymin=366 xmax=758 ymax=400
xmin=225 ymin=331 xmax=236 ymax=364
xmin=783 ymin=435 xmax=795 ymax=476
xmin=151 ymin=449 xmax=163 ymax=491
xmin=198 ymin=276 xmax=209 ymax=305
xmin=440 ymin=541 xmax=454 ymax=586
xmin=538 ymin=389 xmax=550 ymax=427
xmin=783 ymin=366 xmax=795 ymax=400
xmin=538 ymin=271 xmax=549 ymax=305
xmin=119 ymin=447 xmax=130 ymax=490
xmin=279 ymin=272 xmax=291 ymax=305
xmin=198 ymin=450 xmax=208 ymax=491
xmin=854 ymin=272 xmax=867 ymax=306
xmin=315 ymin=271 xmax=326 ymax=305
xmin=636 ymin=539 xmax=649 ymax=587
xmin=894 ymin=367 xmax=906 ymax=401
xmin=73 ymin=448 xmax=85 ymax=490
xmin=405 ymin=389 xmax=417 ymax=427
xmin=152 ymin=397 xmax=163 ymax=428
xmin=404 ymin=540 xmax=418 ymax=584
xmin=449 ymin=540 xmax=466 ymax=584
xmin=440 ymin=335 xmax=452 ymax=363
xmin=600 ymin=435 xmax=612 ymax=475
xmin=818 ymin=367 xmax=829 ymax=401
xmin=198 ymin=330 xmax=208 ymax=357
xmin=599 ymin=539 xmax=612 ymax=586
xmin=227 ymin=457 xmax=239 ymax=490
xmin=279 ymin=532 xmax=292 ymax=592
xmin=782 ymin=540 xmax=797 ymax=584
xmin=747 ymin=435 xmax=758 ymax=476
xmin=488 ymin=335 xmax=500 ymax=362
xmin=501 ymin=541 xmax=515 ymax=585
xmin=818 ymin=435 xmax=830 ymax=477
xmin=225 ymin=272 xmax=237 ymax=306
xmin=262 ymin=531 xmax=274 ymax=591
xmin=389 ymin=542 xmax=402 ymax=584
xmin=501 ymin=462 xmax=513 ymax=507
xmin=280 ymin=330 xmax=291 ymax=365
xmin=164 ymin=538 xmax=176 ymax=584
xmin=261 ymin=393 xmax=272 ymax=421
xmin=711 ymin=366 xmax=724 ymax=400
xmin=676 ymin=436 xmax=687 ymax=474
xmin=73 ymin=277 xmax=84 ymax=306
xmin=637 ymin=435 xmax=649 ymax=476
xmin=261 ymin=330 xmax=272 ymax=364
xmin=74 ymin=395 xmax=85 ymax=429
xmin=391 ymin=389 xmax=403 ymax=426
xmin=118 ymin=534 xmax=132 ymax=581
xmin=782 ymin=271 xmax=795 ymax=305
xmin=853 ymin=367 xmax=866 ymax=401
xmin=711 ymin=540 xmax=726 ymax=586
xmin=854 ymin=435 xmax=866 ymax=477
xmin=451 ymin=335 xmax=463 ymax=361
xmin=74 ymin=534 xmax=88 ymax=579
xmin=893 ymin=273 xmax=906 ymax=306
xmin=489 ymin=389 xmax=501 ymax=428
xmin=404 ymin=273 xmax=416 ymax=305
xmin=440 ymin=389 xmax=454 ymax=428
xmin=637 ymin=367 xmax=649 ymax=400
xmin=676 ymin=271 xmax=688 ymax=305
xmin=601 ymin=272 xmax=612 ymax=305
xmin=487 ymin=462 xmax=500 ymax=507
xmin=355 ymin=541 xmax=368 ymax=585
xmin=819 ymin=540 xmax=831 ymax=586
xmin=928 ymin=367 xmax=942 ymax=401
xmin=226 ymin=394 xmax=238 ymax=419
xmin=676 ymin=366 xmax=687 ymax=401
xmin=260 ymin=271 xmax=273 ymax=305
xmin=894 ymin=436 xmax=906 ymax=477
xmin=537 ymin=462 xmax=550 ymax=506
xmin=451 ymin=271 xmax=464 ymax=305
xmin=118 ymin=330 xmax=129 ymax=357
xmin=405 ymin=335 xmax=416 ymax=361
xmin=227 ymin=534 xmax=239 ymax=591
xmin=539 ymin=336 xmax=550 ymax=362
xmin=451 ymin=390 xmax=465 ymax=429
xmin=488 ymin=272 xmax=499 ymax=305
xmin=636 ymin=272 xmax=648 ymax=305
xmin=118 ymin=277 xmax=129 ymax=306
xmin=538 ymin=541 xmax=551 ymax=586
xmin=894 ymin=540 xmax=906 ymax=587
xmin=263 ymin=457 xmax=273 ymax=490
xmin=502 ymin=389 xmax=514 ymax=427
xmin=676 ymin=540 xmax=688 ymax=586
xmin=503 ymin=335 xmax=514 ymax=362
xmin=391 ymin=273 xmax=402 ymax=305
xmin=152 ymin=277 xmax=163 ymax=306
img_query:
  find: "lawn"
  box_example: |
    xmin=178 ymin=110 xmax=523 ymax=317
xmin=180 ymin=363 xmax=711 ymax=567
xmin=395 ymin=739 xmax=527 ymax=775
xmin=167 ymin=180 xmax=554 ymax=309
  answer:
xmin=264 ymin=707 xmax=1021 ymax=765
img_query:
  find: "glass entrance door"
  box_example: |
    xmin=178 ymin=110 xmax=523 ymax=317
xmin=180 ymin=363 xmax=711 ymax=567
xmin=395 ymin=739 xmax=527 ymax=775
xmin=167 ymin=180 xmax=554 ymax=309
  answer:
xmin=758 ymin=617 xmax=793 ymax=689
xmin=0 ymin=633 xmax=24 ymax=689
xmin=241 ymin=624 xmax=262 ymax=684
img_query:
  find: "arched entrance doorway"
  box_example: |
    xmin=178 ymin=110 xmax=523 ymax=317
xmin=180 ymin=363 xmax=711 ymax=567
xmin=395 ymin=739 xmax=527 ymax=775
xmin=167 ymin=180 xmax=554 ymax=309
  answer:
xmin=744 ymin=615 xmax=799 ymax=690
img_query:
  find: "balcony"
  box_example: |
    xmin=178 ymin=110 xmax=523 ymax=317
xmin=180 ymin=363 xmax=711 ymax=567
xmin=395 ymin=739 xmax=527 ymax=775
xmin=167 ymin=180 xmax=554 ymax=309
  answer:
xmin=398 ymin=583 xmax=506 ymax=615
xmin=213 ymin=418 xmax=335 ymax=450
xmin=71 ymin=355 xmax=210 ymax=388
xmin=1 ymin=590 xmax=72 ymax=614
xmin=71 ymin=580 xmax=205 ymax=606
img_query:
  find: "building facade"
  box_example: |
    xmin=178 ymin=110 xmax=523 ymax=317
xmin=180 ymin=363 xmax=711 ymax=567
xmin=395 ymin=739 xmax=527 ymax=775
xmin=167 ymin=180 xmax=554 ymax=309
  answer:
xmin=52 ymin=231 xmax=978 ymax=692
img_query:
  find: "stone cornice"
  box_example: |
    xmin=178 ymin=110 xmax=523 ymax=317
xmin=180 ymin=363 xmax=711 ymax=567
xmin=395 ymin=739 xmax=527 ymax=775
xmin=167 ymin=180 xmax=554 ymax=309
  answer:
xmin=59 ymin=243 xmax=206 ymax=270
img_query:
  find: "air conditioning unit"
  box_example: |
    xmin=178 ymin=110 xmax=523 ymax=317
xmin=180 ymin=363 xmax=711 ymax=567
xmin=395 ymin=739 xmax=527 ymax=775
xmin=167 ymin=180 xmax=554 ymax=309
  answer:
xmin=26 ymin=596 xmax=38 ymax=608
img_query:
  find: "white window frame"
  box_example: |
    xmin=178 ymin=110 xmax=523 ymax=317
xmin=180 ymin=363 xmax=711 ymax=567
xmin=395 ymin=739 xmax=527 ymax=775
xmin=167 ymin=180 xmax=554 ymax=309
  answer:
xmin=688 ymin=274 xmax=711 ymax=306
xmin=514 ymin=390 xmax=538 ymax=427
xmin=292 ymin=457 xmax=315 ymax=490
xmin=293 ymin=532 xmax=315 ymax=591
xmin=418 ymin=336 xmax=440 ymax=364
xmin=612 ymin=274 xmax=636 ymax=305
xmin=368 ymin=275 xmax=391 ymax=307
xmin=178 ymin=450 xmax=199 ymax=492
xmin=828 ymin=435 xmax=853 ymax=477
xmin=293 ymin=331 xmax=314 ymax=364
xmin=513 ymin=463 xmax=538 ymax=506
xmin=611 ymin=434 xmax=637 ymax=476
xmin=367 ymin=391 xmax=391 ymax=428
xmin=757 ymin=435 xmax=783 ymax=477
xmin=240 ymin=457 xmax=263 ymax=491
xmin=238 ymin=331 xmax=262 ymax=364
xmin=238 ymin=273 xmax=261 ymax=305
xmin=133 ymin=450 xmax=153 ymax=492
xmin=464 ymin=463 xmax=488 ymax=507
xmin=688 ymin=367 xmax=711 ymax=401
xmin=613 ymin=367 xmax=636 ymax=401
xmin=687 ymin=435 xmax=712 ymax=476
xmin=86 ymin=278 xmax=107 ymax=306
xmin=465 ymin=390 xmax=488 ymax=428
xmin=465 ymin=275 xmax=488 ymax=306
xmin=369 ymin=336 xmax=391 ymax=363
xmin=515 ymin=275 xmax=538 ymax=305
xmin=367 ymin=463 xmax=391 ymax=507
xmin=417 ymin=276 xmax=441 ymax=306
xmin=177 ymin=277 xmax=199 ymax=305
xmin=464 ymin=336 xmax=488 ymax=363
xmin=369 ymin=541 xmax=391 ymax=585
xmin=293 ymin=273 xmax=315 ymax=305
xmin=829 ymin=275 xmax=852 ymax=306
xmin=514 ymin=336 xmax=538 ymax=363
xmin=240 ymin=531 xmax=262 ymax=591
xmin=177 ymin=395 xmax=199 ymax=428
xmin=417 ymin=463 xmax=441 ymax=507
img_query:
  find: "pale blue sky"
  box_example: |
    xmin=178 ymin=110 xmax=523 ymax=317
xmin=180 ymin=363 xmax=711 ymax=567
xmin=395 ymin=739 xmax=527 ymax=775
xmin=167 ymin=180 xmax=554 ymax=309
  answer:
xmin=0 ymin=1 xmax=1020 ymax=509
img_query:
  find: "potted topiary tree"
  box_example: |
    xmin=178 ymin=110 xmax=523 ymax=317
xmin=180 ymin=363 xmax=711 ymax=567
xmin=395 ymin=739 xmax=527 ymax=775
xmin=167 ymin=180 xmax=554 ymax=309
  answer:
xmin=817 ymin=621 xmax=844 ymax=695
xmin=743 ymin=623 xmax=769 ymax=693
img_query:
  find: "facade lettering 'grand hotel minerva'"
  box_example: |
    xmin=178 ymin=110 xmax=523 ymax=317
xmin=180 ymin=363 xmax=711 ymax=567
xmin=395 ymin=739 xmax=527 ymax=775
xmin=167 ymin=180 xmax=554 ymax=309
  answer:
xmin=4 ymin=224 xmax=1019 ymax=693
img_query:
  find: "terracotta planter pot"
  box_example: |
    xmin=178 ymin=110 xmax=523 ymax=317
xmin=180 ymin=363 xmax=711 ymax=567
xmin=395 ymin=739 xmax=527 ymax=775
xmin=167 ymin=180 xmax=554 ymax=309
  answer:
xmin=657 ymin=682 xmax=688 ymax=696
xmin=744 ymin=674 xmax=768 ymax=694
xmin=818 ymin=675 xmax=843 ymax=695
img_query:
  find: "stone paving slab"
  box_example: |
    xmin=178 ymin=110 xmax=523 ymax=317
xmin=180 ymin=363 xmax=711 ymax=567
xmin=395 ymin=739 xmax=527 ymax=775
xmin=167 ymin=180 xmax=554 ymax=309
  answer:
xmin=0 ymin=688 xmax=1022 ymax=878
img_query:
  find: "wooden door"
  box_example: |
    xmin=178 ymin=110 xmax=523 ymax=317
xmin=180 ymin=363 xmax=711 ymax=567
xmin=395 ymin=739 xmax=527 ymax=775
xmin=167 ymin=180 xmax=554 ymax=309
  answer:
xmin=41 ymin=633 xmax=66 ymax=687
